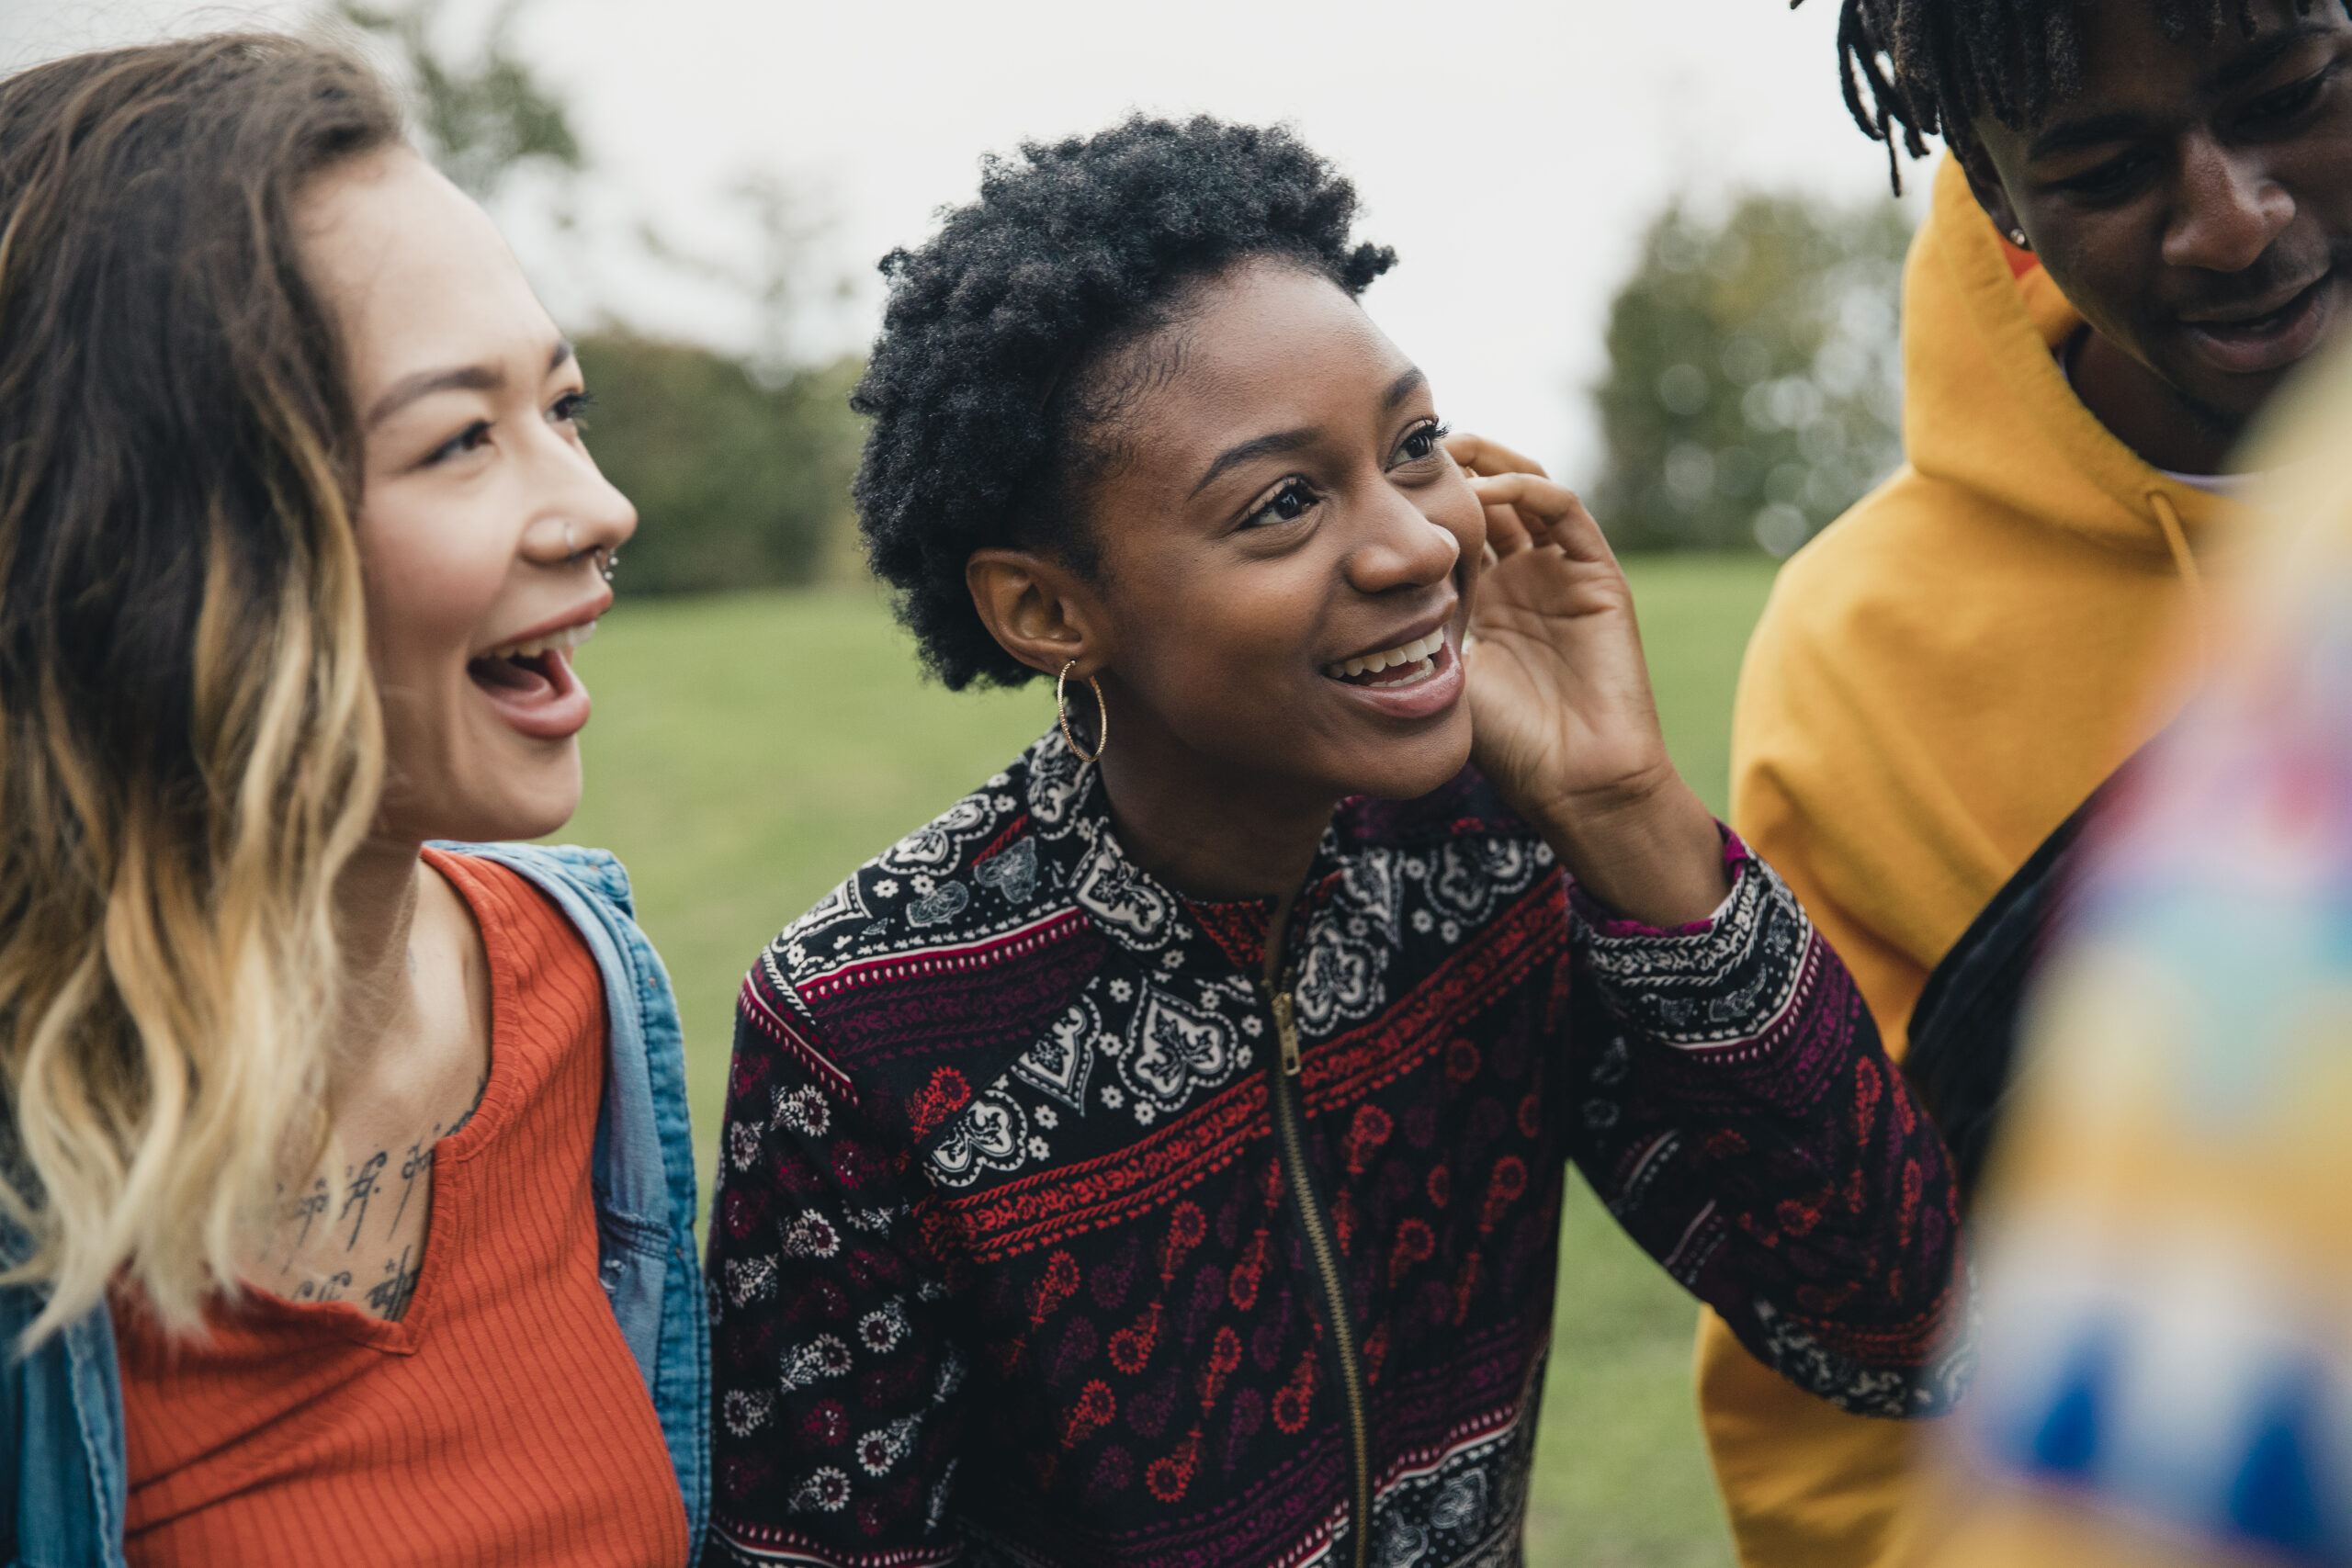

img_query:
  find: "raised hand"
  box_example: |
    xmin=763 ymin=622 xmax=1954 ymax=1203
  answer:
xmin=1449 ymin=434 xmax=1730 ymax=928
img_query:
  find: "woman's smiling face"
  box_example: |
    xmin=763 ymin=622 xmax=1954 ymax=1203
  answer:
xmin=301 ymin=149 xmax=637 ymax=846
xmin=1068 ymin=259 xmax=1486 ymax=804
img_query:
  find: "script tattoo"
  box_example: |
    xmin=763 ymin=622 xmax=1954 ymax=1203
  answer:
xmin=340 ymin=1150 xmax=387 ymax=1249
xmin=365 ymin=1243 xmax=422 ymax=1320
xmin=286 ymin=1177 xmax=331 ymax=1264
xmin=390 ymin=1139 xmax=430 ymax=1231
xmin=293 ymin=1269 xmax=353 ymax=1303
xmin=447 ymin=1058 xmax=492 ymax=1137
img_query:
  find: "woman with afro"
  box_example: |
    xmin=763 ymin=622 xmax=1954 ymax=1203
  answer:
xmin=703 ymin=116 xmax=1963 ymax=1568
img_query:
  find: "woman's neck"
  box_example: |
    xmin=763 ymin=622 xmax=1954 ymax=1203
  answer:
xmin=332 ymin=835 xmax=428 ymax=1075
xmin=1092 ymin=703 xmax=1336 ymax=905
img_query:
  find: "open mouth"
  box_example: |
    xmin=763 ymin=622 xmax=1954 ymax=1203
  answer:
xmin=2180 ymin=271 xmax=2337 ymax=376
xmin=467 ymin=618 xmax=596 ymax=739
xmin=1325 ymin=629 xmax=1448 ymax=690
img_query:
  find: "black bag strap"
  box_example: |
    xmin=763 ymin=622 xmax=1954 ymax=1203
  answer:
xmin=1901 ymin=775 xmax=2119 ymax=1211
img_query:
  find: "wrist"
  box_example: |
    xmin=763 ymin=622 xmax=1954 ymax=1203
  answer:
xmin=1533 ymin=771 xmax=1730 ymax=930
xmin=1523 ymin=760 xmax=1681 ymax=851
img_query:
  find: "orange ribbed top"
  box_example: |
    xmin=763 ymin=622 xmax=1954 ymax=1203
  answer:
xmin=115 ymin=849 xmax=688 ymax=1568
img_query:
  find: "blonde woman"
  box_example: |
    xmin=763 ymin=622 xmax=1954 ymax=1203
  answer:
xmin=0 ymin=36 xmax=705 ymax=1566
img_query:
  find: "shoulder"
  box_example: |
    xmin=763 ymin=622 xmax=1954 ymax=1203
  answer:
xmin=743 ymin=736 xmax=1101 ymax=1086
xmin=429 ymin=840 xmax=639 ymax=920
xmin=1753 ymin=472 xmax=1930 ymax=640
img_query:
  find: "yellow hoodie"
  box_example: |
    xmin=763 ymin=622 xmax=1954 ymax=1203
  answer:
xmin=1697 ymin=154 xmax=2246 ymax=1566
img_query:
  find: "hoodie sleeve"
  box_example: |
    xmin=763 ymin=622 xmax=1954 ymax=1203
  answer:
xmin=1564 ymin=837 xmax=1967 ymax=1418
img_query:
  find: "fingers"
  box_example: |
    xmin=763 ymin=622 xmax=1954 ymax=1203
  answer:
xmin=1481 ymin=495 xmax=1535 ymax=556
xmin=1445 ymin=432 xmax=1551 ymax=481
xmin=1465 ymin=473 xmax=1617 ymax=567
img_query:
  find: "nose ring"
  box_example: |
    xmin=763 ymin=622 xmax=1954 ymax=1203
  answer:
xmin=562 ymin=521 xmax=581 ymax=555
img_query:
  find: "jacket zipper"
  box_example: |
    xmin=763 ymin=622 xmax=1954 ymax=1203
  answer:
xmin=1268 ymin=982 xmax=1372 ymax=1568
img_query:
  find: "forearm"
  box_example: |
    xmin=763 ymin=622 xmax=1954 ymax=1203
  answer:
xmin=1570 ymin=850 xmax=1965 ymax=1415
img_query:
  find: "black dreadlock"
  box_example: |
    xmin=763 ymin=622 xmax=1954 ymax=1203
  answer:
xmin=1806 ymin=0 xmax=2352 ymax=189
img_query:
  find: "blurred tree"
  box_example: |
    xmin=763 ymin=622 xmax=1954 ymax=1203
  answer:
xmin=334 ymin=0 xmax=580 ymax=202
xmin=326 ymin=0 xmax=867 ymax=592
xmin=1590 ymin=194 xmax=1912 ymax=557
xmin=574 ymin=341 xmax=863 ymax=593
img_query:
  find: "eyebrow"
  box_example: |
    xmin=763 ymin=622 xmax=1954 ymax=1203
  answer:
xmin=2028 ymin=21 xmax=2334 ymax=159
xmin=1190 ymin=426 xmax=1318 ymax=499
xmin=1186 ymin=367 xmax=1432 ymax=500
xmin=365 ymin=337 xmax=575 ymax=429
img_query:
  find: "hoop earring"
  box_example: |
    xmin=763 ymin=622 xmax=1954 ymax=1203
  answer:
xmin=1057 ymin=660 xmax=1107 ymax=763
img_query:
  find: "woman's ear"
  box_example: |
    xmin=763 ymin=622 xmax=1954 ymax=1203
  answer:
xmin=967 ymin=548 xmax=1111 ymax=678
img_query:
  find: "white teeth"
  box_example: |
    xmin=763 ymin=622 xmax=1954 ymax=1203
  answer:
xmin=485 ymin=619 xmax=596 ymax=661
xmin=1326 ymin=629 xmax=1444 ymax=681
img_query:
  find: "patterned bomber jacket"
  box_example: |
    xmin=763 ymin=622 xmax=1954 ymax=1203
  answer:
xmin=705 ymin=729 xmax=1963 ymax=1568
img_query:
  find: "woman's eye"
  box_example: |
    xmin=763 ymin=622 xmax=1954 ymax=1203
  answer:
xmin=1396 ymin=420 xmax=1451 ymax=465
xmin=425 ymin=420 xmax=492 ymax=466
xmin=1242 ymin=479 xmax=1318 ymax=529
xmin=551 ymin=389 xmax=597 ymax=428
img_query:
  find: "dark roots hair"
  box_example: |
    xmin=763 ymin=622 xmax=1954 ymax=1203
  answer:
xmin=850 ymin=114 xmax=1396 ymax=690
xmin=0 ymin=33 xmax=399 ymax=1340
xmin=1812 ymin=0 xmax=2352 ymax=189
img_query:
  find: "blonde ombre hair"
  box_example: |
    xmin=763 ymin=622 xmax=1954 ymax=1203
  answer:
xmin=0 ymin=36 xmax=401 ymax=1343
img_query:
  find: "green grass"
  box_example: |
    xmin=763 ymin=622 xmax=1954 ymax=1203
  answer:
xmin=563 ymin=554 xmax=1780 ymax=1567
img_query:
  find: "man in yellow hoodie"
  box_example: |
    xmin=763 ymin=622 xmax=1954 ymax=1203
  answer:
xmin=1702 ymin=1 xmax=2352 ymax=1562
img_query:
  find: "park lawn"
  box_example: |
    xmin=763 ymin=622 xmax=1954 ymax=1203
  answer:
xmin=564 ymin=554 xmax=1780 ymax=1568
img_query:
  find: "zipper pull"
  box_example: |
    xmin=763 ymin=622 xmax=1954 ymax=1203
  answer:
xmin=1272 ymin=990 xmax=1300 ymax=1077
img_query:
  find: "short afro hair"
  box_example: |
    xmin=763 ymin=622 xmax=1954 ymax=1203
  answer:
xmin=850 ymin=115 xmax=1396 ymax=690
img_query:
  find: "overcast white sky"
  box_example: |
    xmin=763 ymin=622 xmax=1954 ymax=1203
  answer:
xmin=6 ymin=0 xmax=1929 ymax=478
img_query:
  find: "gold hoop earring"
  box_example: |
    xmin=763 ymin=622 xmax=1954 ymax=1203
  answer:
xmin=1057 ymin=660 xmax=1107 ymax=763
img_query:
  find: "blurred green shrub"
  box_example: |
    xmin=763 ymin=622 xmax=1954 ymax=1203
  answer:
xmin=577 ymin=338 xmax=866 ymax=594
xmin=1591 ymin=194 xmax=1913 ymax=557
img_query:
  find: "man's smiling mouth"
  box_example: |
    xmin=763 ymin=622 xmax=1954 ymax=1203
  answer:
xmin=2177 ymin=268 xmax=2339 ymax=376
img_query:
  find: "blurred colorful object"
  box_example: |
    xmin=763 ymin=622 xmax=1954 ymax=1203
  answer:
xmin=1941 ymin=357 xmax=2352 ymax=1565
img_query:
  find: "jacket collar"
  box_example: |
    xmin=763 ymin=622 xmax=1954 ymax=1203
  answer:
xmin=1018 ymin=728 xmax=1354 ymax=984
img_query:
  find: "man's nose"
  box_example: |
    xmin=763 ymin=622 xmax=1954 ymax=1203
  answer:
xmin=2164 ymin=136 xmax=2294 ymax=275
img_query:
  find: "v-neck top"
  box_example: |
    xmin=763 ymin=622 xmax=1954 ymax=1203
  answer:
xmin=114 ymin=849 xmax=688 ymax=1568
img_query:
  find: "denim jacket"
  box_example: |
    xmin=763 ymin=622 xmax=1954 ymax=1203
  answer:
xmin=0 ymin=842 xmax=708 ymax=1568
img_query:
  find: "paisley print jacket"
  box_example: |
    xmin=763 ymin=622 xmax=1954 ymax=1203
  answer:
xmin=705 ymin=730 xmax=1962 ymax=1568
